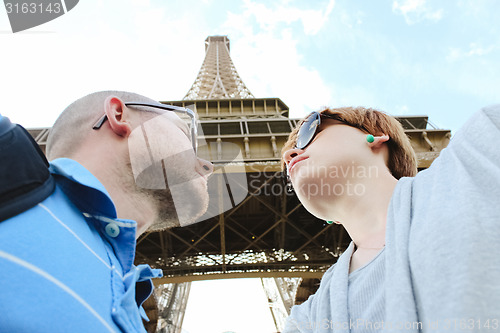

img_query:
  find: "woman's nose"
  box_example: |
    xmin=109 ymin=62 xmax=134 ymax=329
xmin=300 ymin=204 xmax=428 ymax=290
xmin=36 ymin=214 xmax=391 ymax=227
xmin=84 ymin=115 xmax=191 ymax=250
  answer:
xmin=283 ymin=148 xmax=305 ymax=167
xmin=196 ymin=157 xmax=214 ymax=178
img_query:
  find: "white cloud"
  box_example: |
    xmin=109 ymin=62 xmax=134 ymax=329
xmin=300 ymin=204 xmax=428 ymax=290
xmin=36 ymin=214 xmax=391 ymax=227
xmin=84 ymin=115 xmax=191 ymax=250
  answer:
xmin=445 ymin=46 xmax=500 ymax=102
xmin=392 ymin=0 xmax=443 ymax=25
xmin=340 ymin=10 xmax=364 ymax=29
xmin=130 ymin=0 xmax=150 ymax=5
xmin=0 ymin=0 xmax=207 ymax=127
xmin=233 ymin=31 xmax=333 ymax=118
xmin=240 ymin=0 xmax=335 ymax=36
xmin=221 ymin=0 xmax=337 ymax=118
xmin=1 ymin=0 xmax=338 ymax=125
xmin=467 ymin=43 xmax=496 ymax=56
xmin=447 ymin=43 xmax=497 ymax=61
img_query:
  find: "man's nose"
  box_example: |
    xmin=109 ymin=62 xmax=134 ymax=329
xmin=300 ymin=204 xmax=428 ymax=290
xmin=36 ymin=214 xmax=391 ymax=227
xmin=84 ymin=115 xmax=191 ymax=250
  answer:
xmin=196 ymin=158 xmax=214 ymax=178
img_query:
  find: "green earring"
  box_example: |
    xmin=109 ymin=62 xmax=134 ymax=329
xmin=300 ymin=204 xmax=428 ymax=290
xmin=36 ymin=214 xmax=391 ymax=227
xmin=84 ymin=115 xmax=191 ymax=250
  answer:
xmin=366 ymin=134 xmax=375 ymax=143
xmin=326 ymin=220 xmax=334 ymax=224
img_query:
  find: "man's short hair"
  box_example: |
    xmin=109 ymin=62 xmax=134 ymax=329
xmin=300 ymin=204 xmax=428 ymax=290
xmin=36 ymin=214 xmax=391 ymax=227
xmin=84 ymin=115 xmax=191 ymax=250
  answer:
xmin=281 ymin=106 xmax=418 ymax=179
xmin=46 ymin=90 xmax=154 ymax=160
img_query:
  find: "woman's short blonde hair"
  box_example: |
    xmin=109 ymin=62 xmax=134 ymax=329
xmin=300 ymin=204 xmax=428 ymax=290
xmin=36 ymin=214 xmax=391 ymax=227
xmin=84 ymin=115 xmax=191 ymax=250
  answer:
xmin=281 ymin=107 xmax=418 ymax=179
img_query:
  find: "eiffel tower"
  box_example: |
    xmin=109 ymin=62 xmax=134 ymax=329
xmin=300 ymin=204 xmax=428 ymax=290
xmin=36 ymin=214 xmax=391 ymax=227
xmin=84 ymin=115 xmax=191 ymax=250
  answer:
xmin=184 ymin=36 xmax=254 ymax=100
xmin=138 ymin=36 xmax=451 ymax=333
xmin=153 ymin=35 xmax=302 ymax=333
xmin=27 ymin=36 xmax=452 ymax=333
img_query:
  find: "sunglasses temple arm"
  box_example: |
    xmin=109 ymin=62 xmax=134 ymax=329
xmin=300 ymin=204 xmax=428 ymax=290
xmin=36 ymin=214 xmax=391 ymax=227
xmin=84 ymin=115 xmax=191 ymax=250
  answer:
xmin=92 ymin=115 xmax=108 ymax=130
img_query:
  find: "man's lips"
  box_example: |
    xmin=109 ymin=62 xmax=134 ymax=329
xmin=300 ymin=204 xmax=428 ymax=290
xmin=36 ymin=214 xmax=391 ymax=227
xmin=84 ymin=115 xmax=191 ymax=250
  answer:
xmin=196 ymin=171 xmax=209 ymax=182
xmin=288 ymin=156 xmax=309 ymax=175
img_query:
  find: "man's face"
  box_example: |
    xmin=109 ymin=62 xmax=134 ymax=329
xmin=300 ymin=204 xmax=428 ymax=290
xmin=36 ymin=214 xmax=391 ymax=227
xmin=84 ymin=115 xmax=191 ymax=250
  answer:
xmin=128 ymin=111 xmax=211 ymax=231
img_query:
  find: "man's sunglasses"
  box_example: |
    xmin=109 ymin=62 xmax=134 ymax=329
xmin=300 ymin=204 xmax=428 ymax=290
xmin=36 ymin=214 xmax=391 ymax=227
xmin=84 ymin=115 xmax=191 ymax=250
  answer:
xmin=92 ymin=101 xmax=198 ymax=154
xmin=295 ymin=111 xmax=368 ymax=149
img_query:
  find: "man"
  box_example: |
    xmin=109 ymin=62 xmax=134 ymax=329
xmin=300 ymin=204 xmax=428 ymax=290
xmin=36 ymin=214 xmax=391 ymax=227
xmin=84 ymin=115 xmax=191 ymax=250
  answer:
xmin=0 ymin=91 xmax=213 ymax=332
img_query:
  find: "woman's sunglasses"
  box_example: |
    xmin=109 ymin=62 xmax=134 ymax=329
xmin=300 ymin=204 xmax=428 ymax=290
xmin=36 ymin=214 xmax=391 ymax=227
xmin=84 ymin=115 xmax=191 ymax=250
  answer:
xmin=295 ymin=111 xmax=368 ymax=149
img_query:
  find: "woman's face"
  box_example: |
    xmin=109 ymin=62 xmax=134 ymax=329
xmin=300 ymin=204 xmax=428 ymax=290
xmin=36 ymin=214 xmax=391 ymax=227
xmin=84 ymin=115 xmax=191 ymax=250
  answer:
xmin=284 ymin=118 xmax=376 ymax=219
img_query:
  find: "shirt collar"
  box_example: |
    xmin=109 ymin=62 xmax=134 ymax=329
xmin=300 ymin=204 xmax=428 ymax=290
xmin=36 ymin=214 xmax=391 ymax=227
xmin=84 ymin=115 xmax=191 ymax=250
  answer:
xmin=49 ymin=158 xmax=117 ymax=218
xmin=49 ymin=158 xmax=141 ymax=272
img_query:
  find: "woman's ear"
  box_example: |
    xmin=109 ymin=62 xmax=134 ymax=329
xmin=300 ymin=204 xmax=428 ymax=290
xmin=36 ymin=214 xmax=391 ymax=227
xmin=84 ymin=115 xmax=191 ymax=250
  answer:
xmin=104 ymin=96 xmax=132 ymax=137
xmin=367 ymin=134 xmax=389 ymax=150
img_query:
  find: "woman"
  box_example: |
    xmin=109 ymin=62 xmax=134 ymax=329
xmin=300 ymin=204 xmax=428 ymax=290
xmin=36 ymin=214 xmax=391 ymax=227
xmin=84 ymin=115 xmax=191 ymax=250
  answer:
xmin=281 ymin=106 xmax=500 ymax=332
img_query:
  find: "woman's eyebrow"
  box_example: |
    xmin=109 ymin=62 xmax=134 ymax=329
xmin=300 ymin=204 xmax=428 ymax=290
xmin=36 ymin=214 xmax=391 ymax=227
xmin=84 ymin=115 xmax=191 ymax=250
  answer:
xmin=320 ymin=118 xmax=345 ymax=128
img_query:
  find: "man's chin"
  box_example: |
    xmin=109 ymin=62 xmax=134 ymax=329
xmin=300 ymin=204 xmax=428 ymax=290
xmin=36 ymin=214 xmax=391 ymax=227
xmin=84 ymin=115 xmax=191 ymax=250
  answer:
xmin=140 ymin=177 xmax=209 ymax=232
xmin=178 ymin=191 xmax=210 ymax=227
xmin=165 ymin=179 xmax=210 ymax=227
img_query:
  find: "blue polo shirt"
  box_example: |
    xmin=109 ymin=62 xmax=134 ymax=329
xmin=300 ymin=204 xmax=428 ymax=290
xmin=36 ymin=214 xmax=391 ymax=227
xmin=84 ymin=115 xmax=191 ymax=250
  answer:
xmin=0 ymin=158 xmax=162 ymax=332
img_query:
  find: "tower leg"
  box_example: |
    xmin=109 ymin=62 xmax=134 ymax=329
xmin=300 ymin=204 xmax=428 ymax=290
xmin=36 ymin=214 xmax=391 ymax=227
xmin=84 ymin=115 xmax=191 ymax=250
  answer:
xmin=261 ymin=277 xmax=302 ymax=332
xmin=155 ymin=282 xmax=192 ymax=333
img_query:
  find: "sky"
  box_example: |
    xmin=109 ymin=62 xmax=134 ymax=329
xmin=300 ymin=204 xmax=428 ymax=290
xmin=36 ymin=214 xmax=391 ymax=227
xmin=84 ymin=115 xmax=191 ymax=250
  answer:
xmin=182 ymin=278 xmax=276 ymax=333
xmin=1 ymin=0 xmax=499 ymax=332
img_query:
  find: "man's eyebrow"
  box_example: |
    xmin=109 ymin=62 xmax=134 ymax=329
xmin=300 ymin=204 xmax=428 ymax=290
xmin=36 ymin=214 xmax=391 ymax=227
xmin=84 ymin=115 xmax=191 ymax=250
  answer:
xmin=179 ymin=120 xmax=190 ymax=136
xmin=170 ymin=116 xmax=190 ymax=137
xmin=131 ymin=105 xmax=191 ymax=135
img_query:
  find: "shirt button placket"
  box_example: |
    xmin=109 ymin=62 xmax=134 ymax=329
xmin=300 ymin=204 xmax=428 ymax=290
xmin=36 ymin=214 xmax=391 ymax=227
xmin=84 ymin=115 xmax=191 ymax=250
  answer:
xmin=105 ymin=222 xmax=120 ymax=238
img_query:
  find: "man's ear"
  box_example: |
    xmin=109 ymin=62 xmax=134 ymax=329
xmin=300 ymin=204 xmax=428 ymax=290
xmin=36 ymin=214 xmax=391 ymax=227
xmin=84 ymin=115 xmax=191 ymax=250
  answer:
xmin=368 ymin=134 xmax=390 ymax=151
xmin=104 ymin=96 xmax=132 ymax=137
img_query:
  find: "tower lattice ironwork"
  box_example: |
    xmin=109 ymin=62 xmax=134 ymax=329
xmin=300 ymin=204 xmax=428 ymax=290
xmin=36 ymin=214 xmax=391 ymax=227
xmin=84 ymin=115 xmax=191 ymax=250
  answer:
xmin=183 ymin=36 xmax=254 ymax=100
xmin=261 ymin=277 xmax=302 ymax=332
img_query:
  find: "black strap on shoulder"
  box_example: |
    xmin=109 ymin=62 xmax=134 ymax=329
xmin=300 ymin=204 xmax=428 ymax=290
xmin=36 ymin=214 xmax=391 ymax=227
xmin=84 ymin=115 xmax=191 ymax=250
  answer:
xmin=0 ymin=116 xmax=55 ymax=222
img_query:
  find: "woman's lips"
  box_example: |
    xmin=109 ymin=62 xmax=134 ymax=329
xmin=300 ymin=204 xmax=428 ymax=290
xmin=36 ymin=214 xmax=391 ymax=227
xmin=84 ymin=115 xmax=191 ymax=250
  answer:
xmin=288 ymin=156 xmax=309 ymax=175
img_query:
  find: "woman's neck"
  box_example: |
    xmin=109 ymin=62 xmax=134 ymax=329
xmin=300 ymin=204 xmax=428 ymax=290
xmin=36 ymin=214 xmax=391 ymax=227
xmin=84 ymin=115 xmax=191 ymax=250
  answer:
xmin=339 ymin=172 xmax=398 ymax=249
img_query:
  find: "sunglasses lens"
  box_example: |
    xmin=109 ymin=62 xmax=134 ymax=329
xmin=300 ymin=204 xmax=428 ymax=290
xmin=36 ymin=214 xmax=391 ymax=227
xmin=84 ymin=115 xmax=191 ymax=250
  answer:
xmin=296 ymin=113 xmax=320 ymax=149
xmin=193 ymin=121 xmax=199 ymax=154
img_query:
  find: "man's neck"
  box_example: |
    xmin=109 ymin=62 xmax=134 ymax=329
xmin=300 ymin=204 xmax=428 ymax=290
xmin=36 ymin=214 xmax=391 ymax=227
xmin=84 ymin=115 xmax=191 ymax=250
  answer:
xmin=74 ymin=149 xmax=155 ymax=238
xmin=104 ymin=180 xmax=155 ymax=236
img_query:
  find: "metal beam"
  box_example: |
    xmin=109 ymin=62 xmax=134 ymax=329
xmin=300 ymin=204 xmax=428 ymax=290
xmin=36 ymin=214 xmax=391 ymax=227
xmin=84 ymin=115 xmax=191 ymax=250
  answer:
xmin=243 ymin=202 xmax=303 ymax=251
xmin=292 ymin=223 xmax=335 ymax=255
xmin=153 ymin=271 xmax=325 ymax=284
xmin=178 ymin=221 xmax=220 ymax=258
xmin=225 ymin=171 xmax=282 ymax=219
